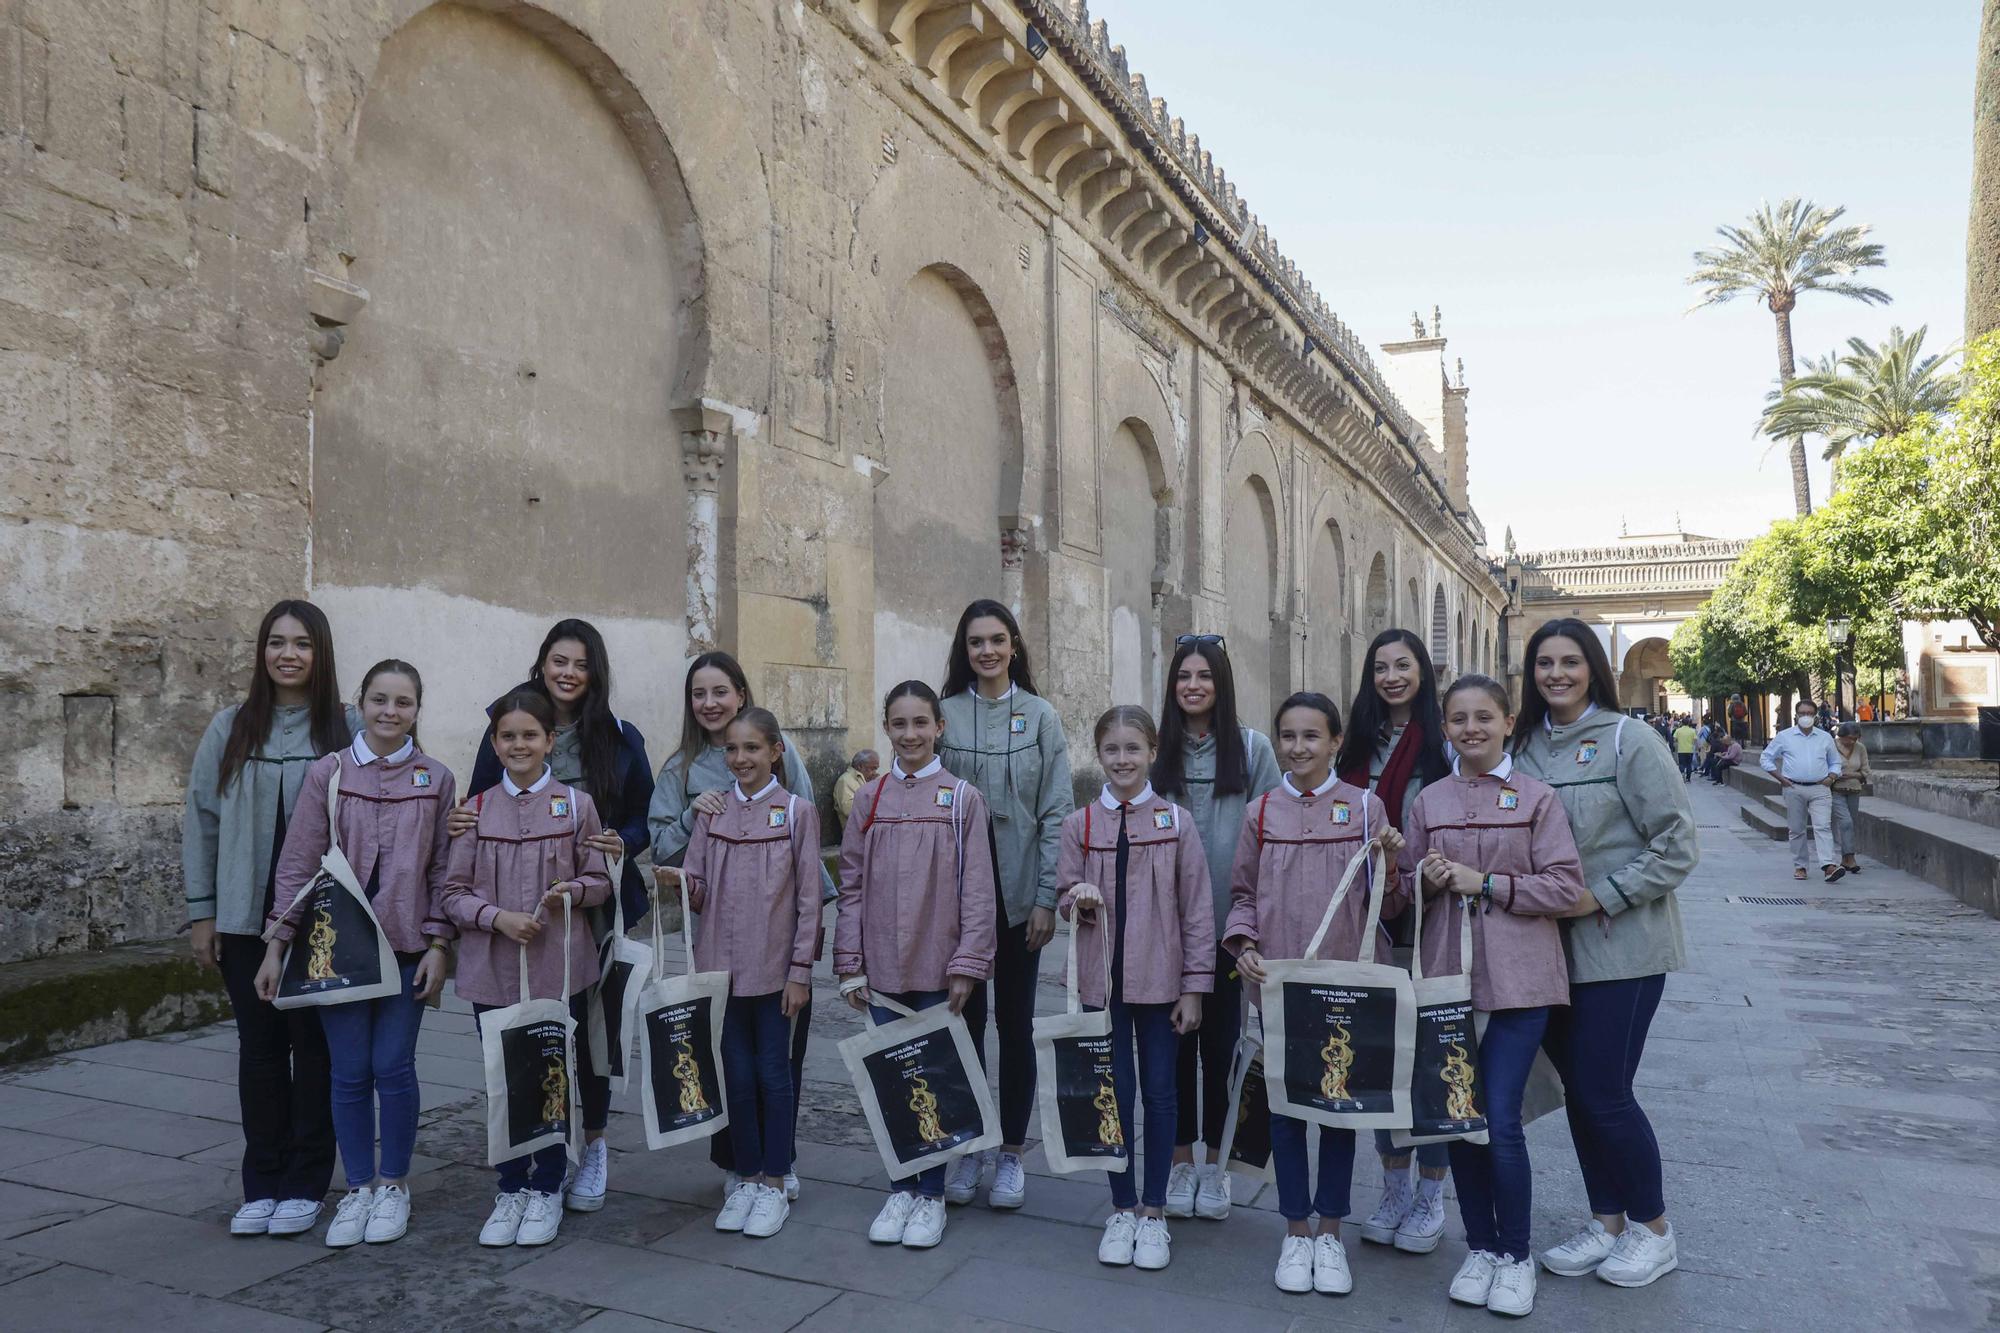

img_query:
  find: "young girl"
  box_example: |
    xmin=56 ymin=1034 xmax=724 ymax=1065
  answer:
xmin=257 ymin=660 xmax=456 ymax=1248
xmin=1511 ymin=619 xmax=1696 ymax=1291
xmin=937 ymin=599 xmax=1074 ymax=1211
xmin=1224 ymin=693 xmax=1406 ymax=1298
xmin=1336 ymin=629 xmax=1455 ymax=1253
xmin=1402 ymin=674 xmax=1587 ymax=1318
xmin=648 ymin=650 xmax=827 ymax=1203
xmin=441 ymin=691 xmax=610 ymax=1249
xmin=1151 ymin=636 xmax=1281 ymax=1221
xmin=182 ymin=599 xmax=356 ymax=1238
xmin=664 ymin=708 xmax=820 ymax=1240
xmin=835 ymin=681 xmax=998 ymax=1250
xmin=456 ymin=619 xmax=653 ymax=1212
xmin=1058 ymin=706 xmax=1214 ymax=1272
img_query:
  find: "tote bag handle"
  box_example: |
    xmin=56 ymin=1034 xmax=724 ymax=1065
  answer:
xmin=1408 ymin=880 xmax=1475 ymax=984
xmin=517 ymin=893 xmax=573 ymax=1005
xmin=647 ymin=868 xmax=698 ymax=984
xmin=1063 ymin=896 xmax=1116 ymax=1017
xmin=1302 ymin=840 xmax=1387 ymax=964
xmin=862 ymin=990 xmax=921 ymax=1030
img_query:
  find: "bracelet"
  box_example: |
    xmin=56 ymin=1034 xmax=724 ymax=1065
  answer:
xmin=1480 ymin=873 xmax=1494 ymax=910
xmin=428 ymin=938 xmax=450 ymax=952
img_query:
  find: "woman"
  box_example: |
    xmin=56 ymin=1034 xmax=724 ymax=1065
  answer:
xmin=1511 ymin=618 xmax=1697 ymax=1290
xmin=1151 ymin=634 xmax=1280 ymax=1221
xmin=648 ymin=650 xmax=827 ymax=1203
xmin=1830 ymin=721 xmax=1870 ymax=874
xmin=937 ymin=598 xmax=1074 ymax=1211
xmin=1335 ymin=628 xmax=1455 ymax=1255
xmin=182 ymin=599 xmax=356 ymax=1238
xmin=458 ymin=619 xmax=653 ymax=1214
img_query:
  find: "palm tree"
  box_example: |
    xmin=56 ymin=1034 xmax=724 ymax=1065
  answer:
xmin=1759 ymin=326 xmax=1959 ymax=468
xmin=1689 ymin=198 xmax=1891 ymax=515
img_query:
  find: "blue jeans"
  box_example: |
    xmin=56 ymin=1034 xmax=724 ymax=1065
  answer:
xmin=1270 ymin=1116 xmax=1356 ymax=1223
xmin=317 ymin=955 xmax=426 ymax=1188
xmin=870 ymin=988 xmax=950 ymax=1198
xmin=1542 ymin=974 xmax=1667 ymax=1223
xmin=474 ymin=992 xmax=602 ymax=1195
xmin=1446 ymin=1007 xmax=1549 ymax=1261
xmin=721 ymin=991 xmax=795 ymax=1181
xmin=1098 ymin=1001 xmax=1177 ymax=1210
xmin=1373 ymin=1128 xmax=1449 ymax=1170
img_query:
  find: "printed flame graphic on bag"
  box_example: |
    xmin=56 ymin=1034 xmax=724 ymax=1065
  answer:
xmin=1441 ymin=1038 xmax=1477 ymax=1121
xmin=541 ymin=1056 xmax=568 ymax=1125
xmin=671 ymin=1038 xmax=710 ymax=1114
xmin=1093 ymin=1079 xmax=1124 ymax=1147
xmin=1320 ymin=1019 xmax=1354 ymax=1102
xmin=908 ymin=1076 xmax=946 ymax=1145
xmin=306 ymin=899 xmax=337 ymax=981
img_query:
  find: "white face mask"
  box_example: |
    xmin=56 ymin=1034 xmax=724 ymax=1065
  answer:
xmin=1797 ymin=714 xmax=1816 ymax=731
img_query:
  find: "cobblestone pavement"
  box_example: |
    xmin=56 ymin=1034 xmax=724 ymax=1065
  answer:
xmin=2 ymin=780 xmax=1996 ymax=1330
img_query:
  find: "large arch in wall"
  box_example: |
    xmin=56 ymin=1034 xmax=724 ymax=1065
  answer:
xmin=311 ymin=2 xmax=706 ymax=775
xmin=1364 ymin=552 xmax=1391 ymax=646
xmin=1308 ymin=515 xmax=1349 ymax=702
xmin=1620 ymin=636 xmax=1674 ymax=713
xmin=1226 ymin=455 xmax=1285 ymax=728
xmin=1407 ymin=577 xmax=1423 ymax=636
xmin=1105 ymin=416 xmax=1172 ymax=707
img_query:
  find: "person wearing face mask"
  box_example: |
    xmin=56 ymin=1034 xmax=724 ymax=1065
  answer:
xmin=1760 ymin=700 xmax=1846 ymax=883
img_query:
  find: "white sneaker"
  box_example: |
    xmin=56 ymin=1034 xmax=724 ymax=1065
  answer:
xmin=1360 ymin=1169 xmax=1413 ymax=1243
xmin=989 ymin=1151 xmax=1026 ymax=1209
xmin=1313 ymin=1232 xmax=1352 ymax=1294
xmin=1595 ymin=1222 xmax=1677 ymax=1288
xmin=943 ymin=1153 xmax=983 ymax=1205
xmin=1450 ymin=1250 xmax=1502 ymax=1305
xmin=363 ymin=1183 xmax=409 ymax=1244
xmin=1540 ymin=1219 xmax=1618 ymax=1276
xmin=479 ymin=1192 xmax=528 ymax=1247
xmin=324 ymin=1187 xmax=373 ymax=1248
xmin=869 ymin=1191 xmax=917 ymax=1244
xmin=1099 ymin=1210 xmax=1138 ymax=1265
xmin=1133 ymin=1216 xmax=1171 ymax=1271
xmin=715 ymin=1180 xmax=759 ymax=1232
xmin=230 ymin=1199 xmax=277 ymax=1235
xmin=1393 ymin=1182 xmax=1446 ymax=1254
xmin=566 ymin=1138 xmax=608 ymax=1213
xmin=902 ymin=1195 xmax=947 ymax=1248
xmin=515 ymin=1189 xmax=562 ymax=1246
xmin=1487 ymin=1257 xmax=1537 ymax=1316
xmin=783 ymin=1171 xmax=800 ymax=1202
xmin=1274 ymin=1234 xmax=1315 ymax=1293
xmin=743 ymin=1183 xmax=789 ymax=1238
xmin=1194 ymin=1162 xmax=1232 ymax=1219
xmin=267 ymin=1198 xmax=320 ymax=1236
xmin=1164 ymin=1162 xmax=1197 ymax=1218
xmin=720 ymin=1169 xmax=742 ymax=1201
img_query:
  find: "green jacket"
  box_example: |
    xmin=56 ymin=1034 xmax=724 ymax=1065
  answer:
xmin=1513 ymin=706 xmax=1696 ymax=983
xmin=938 ymin=688 xmax=1073 ymax=927
xmin=1161 ymin=726 xmax=1283 ymax=931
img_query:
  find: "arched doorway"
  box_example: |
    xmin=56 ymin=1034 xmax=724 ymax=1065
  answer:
xmin=1105 ymin=419 xmax=1168 ymax=707
xmin=1310 ymin=519 xmax=1349 ymax=702
xmin=1621 ymin=637 xmax=1674 ymax=713
xmin=1364 ymin=553 xmax=1390 ymax=644
xmin=1227 ymin=475 xmax=1283 ymax=727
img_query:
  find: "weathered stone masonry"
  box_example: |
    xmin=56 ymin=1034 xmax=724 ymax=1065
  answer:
xmin=0 ymin=0 xmax=1506 ymax=963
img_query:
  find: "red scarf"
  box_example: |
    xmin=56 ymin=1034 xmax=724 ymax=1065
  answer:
xmin=1338 ymin=722 xmax=1424 ymax=830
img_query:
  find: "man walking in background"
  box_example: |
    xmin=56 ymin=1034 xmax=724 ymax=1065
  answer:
xmin=1673 ymin=717 xmax=1699 ymax=782
xmin=832 ymin=749 xmax=878 ymax=825
xmin=1761 ymin=699 xmax=1846 ymax=883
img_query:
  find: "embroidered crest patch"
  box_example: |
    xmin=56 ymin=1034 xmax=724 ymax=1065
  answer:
xmin=767 ymin=806 xmax=787 ymax=828
xmin=550 ymin=796 xmax=570 ymax=818
xmin=1576 ymin=740 xmax=1599 ymax=765
xmin=1331 ymin=801 xmax=1352 ymax=825
xmin=1152 ymin=807 xmax=1174 ymax=830
xmin=1498 ymin=788 xmax=1520 ymax=811
xmin=411 ymin=769 xmax=432 ymax=788
xmin=1009 ymin=714 xmax=1028 ymax=735
xmin=934 ymin=787 xmax=955 ymax=808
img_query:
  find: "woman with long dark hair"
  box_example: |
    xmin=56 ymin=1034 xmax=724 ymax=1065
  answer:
xmin=1151 ymin=635 xmax=1280 ymax=1221
xmin=936 ymin=598 xmax=1074 ymax=1212
xmin=459 ymin=619 xmax=654 ymax=1215
xmin=1335 ymin=629 xmax=1455 ymax=1254
xmin=182 ymin=599 xmax=356 ymax=1238
xmin=1510 ymin=618 xmax=1696 ymax=1290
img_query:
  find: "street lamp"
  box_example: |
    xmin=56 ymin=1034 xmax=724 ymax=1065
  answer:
xmin=1825 ymin=617 xmax=1853 ymax=720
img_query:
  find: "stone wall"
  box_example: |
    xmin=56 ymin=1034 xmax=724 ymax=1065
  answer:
xmin=0 ymin=0 xmax=1507 ymax=964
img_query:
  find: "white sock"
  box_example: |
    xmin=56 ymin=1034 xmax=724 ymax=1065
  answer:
xmin=1415 ymin=1175 xmax=1444 ymax=1203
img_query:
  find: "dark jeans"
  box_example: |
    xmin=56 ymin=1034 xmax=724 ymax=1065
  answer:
xmin=474 ymin=992 xmax=608 ymax=1194
xmin=1711 ymin=758 xmax=1738 ymax=784
xmin=218 ymin=932 xmax=335 ymax=1203
xmin=1676 ymin=752 xmax=1694 ymax=780
xmin=1542 ymin=973 xmax=1667 ymax=1223
xmin=871 ymin=989 xmax=949 ymax=1198
xmin=1270 ymin=1116 xmax=1356 ymax=1223
xmin=721 ymin=992 xmax=795 ymax=1181
xmin=711 ymin=995 xmax=809 ymax=1174
xmin=962 ymin=913 xmax=1038 ymax=1145
xmin=1101 ymin=1001 xmax=1178 ymax=1210
xmin=1174 ymin=947 xmax=1239 ymax=1151
xmin=317 ymin=954 xmax=426 ymax=1188
xmin=1447 ymin=1006 xmax=1550 ymax=1262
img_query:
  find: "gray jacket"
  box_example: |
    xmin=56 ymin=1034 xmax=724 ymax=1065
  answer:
xmin=647 ymin=736 xmax=833 ymax=899
xmin=938 ymin=688 xmax=1073 ymax=927
xmin=1163 ymin=726 xmax=1283 ymax=932
xmin=1513 ymin=706 xmax=1696 ymax=983
xmin=181 ymin=703 xmax=360 ymax=935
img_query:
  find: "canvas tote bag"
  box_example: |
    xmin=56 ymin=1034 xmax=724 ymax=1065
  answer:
xmin=271 ymin=757 xmax=403 ymax=1010
xmin=1390 ymin=890 xmax=1488 ymax=1148
xmin=1216 ymin=993 xmax=1273 ymax=1182
xmin=584 ymin=852 xmax=653 ymax=1096
xmin=636 ymin=874 xmax=731 ymax=1150
xmin=841 ymin=991 xmax=999 ymax=1182
xmin=1032 ymin=917 xmax=1129 ymax=1176
xmin=481 ymin=895 xmax=582 ymax=1167
xmin=1260 ymin=839 xmax=1417 ymax=1131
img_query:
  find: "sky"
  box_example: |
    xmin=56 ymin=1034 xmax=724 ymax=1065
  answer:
xmin=1087 ymin=0 xmax=1977 ymax=550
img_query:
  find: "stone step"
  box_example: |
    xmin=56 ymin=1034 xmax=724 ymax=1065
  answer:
xmin=0 ymin=940 xmax=229 ymax=1067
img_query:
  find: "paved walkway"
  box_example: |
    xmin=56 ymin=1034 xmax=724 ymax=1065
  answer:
xmin=2 ymin=780 xmax=1996 ymax=1330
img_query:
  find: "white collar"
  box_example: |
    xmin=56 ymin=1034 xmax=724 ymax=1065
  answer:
xmin=1283 ymin=771 xmax=1339 ymax=799
xmin=734 ymin=775 xmax=780 ymax=803
xmin=1453 ymin=752 xmax=1514 ymax=783
xmin=350 ymin=734 xmax=414 ymax=767
xmin=1543 ymin=701 xmax=1597 ymax=733
xmin=893 ymin=755 xmax=943 ymax=780
xmin=502 ymin=765 xmax=554 ymax=797
xmin=1099 ymin=782 xmax=1156 ymax=811
xmin=975 ymin=682 xmax=1018 ymax=703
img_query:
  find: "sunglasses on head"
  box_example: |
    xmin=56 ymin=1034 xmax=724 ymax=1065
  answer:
xmin=1175 ymin=634 xmax=1227 ymax=650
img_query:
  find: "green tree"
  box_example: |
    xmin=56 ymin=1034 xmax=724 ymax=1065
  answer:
xmin=1759 ymin=326 xmax=1958 ymax=467
xmin=1689 ymin=198 xmax=1891 ymax=515
xmin=1671 ymin=522 xmax=1831 ymax=701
